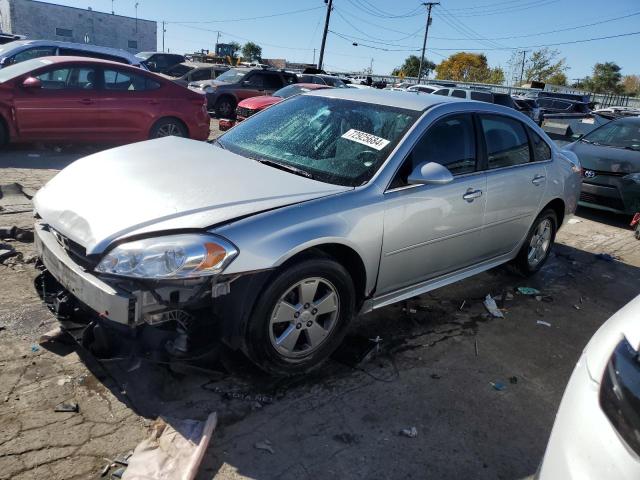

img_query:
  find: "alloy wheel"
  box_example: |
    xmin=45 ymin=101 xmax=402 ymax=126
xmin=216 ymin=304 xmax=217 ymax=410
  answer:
xmin=156 ymin=123 xmax=183 ymax=137
xmin=268 ymin=277 xmax=340 ymax=358
xmin=527 ymin=218 xmax=552 ymax=267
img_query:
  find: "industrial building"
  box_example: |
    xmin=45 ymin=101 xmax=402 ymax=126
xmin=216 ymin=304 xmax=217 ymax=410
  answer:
xmin=0 ymin=0 xmax=156 ymax=53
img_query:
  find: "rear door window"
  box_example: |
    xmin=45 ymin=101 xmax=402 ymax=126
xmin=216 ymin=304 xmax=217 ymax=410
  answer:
xmin=190 ymin=68 xmax=212 ymax=81
xmin=244 ymin=72 xmax=264 ymax=88
xmin=36 ymin=66 xmax=97 ymax=90
xmin=263 ymin=74 xmax=283 ymax=90
xmin=433 ymin=88 xmax=449 ymax=96
xmin=451 ymin=89 xmax=466 ymax=98
xmin=470 ymin=91 xmax=493 ymax=102
xmin=104 ymin=68 xmax=155 ymax=91
xmin=480 ymin=115 xmax=531 ymax=169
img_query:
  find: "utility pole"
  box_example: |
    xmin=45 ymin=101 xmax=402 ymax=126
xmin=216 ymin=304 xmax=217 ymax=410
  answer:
xmin=318 ymin=0 xmax=333 ymax=71
xmin=369 ymin=57 xmax=374 ymax=74
xmin=216 ymin=31 xmax=221 ymax=48
xmin=518 ymin=50 xmax=529 ymax=86
xmin=162 ymin=21 xmax=166 ymax=52
xmin=417 ymin=2 xmax=439 ymax=84
xmin=313 ymin=48 xmax=316 ymax=64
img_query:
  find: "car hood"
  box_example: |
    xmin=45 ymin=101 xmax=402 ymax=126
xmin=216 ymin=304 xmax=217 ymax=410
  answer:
xmin=238 ymin=95 xmax=282 ymax=110
xmin=33 ymin=137 xmax=351 ymax=254
xmin=566 ymin=141 xmax=640 ymax=173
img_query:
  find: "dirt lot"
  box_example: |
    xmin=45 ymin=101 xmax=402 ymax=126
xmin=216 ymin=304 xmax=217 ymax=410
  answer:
xmin=0 ymin=138 xmax=639 ymax=480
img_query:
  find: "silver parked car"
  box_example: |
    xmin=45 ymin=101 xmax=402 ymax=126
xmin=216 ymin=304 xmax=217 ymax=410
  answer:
xmin=33 ymin=89 xmax=581 ymax=375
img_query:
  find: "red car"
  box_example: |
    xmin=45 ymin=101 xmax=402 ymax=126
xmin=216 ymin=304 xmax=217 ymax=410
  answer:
xmin=0 ymin=56 xmax=210 ymax=145
xmin=219 ymin=83 xmax=330 ymax=131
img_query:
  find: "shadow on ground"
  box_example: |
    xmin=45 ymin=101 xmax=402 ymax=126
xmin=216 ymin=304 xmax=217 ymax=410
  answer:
xmin=50 ymin=241 xmax=640 ymax=480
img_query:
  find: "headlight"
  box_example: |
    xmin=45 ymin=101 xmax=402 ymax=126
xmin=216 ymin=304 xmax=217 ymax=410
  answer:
xmin=204 ymin=86 xmax=214 ymax=94
xmin=623 ymin=172 xmax=640 ymax=183
xmin=95 ymin=234 xmax=238 ymax=279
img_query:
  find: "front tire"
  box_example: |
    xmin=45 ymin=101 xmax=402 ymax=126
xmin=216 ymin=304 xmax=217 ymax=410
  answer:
xmin=245 ymin=258 xmax=356 ymax=376
xmin=513 ymin=209 xmax=557 ymax=275
xmin=214 ymin=97 xmax=236 ymax=118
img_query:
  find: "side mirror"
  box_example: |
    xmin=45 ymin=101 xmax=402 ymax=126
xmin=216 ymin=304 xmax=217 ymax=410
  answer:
xmin=408 ymin=162 xmax=454 ymax=185
xmin=21 ymin=77 xmax=42 ymax=89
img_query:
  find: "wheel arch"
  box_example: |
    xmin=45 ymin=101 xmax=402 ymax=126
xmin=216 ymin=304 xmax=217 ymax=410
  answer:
xmin=542 ymin=198 xmax=566 ymax=228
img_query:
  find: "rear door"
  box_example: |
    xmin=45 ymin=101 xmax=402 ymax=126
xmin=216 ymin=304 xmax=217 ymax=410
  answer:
xmin=263 ymin=73 xmax=284 ymax=95
xmin=98 ymin=67 xmax=162 ymax=141
xmin=235 ymin=71 xmax=265 ymax=101
xmin=378 ymin=113 xmax=487 ymax=294
xmin=13 ymin=63 xmax=102 ymax=141
xmin=478 ymin=114 xmax=548 ymax=258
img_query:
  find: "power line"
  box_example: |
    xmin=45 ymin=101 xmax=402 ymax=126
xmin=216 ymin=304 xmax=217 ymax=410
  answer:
xmin=334 ymin=8 xmax=423 ymax=43
xmin=333 ymin=7 xmax=415 ymax=36
xmin=165 ymin=5 xmax=324 ymax=24
xmin=449 ymin=0 xmax=560 ymax=17
xmin=428 ymin=10 xmax=640 ymax=41
xmin=345 ymin=0 xmax=424 ymax=19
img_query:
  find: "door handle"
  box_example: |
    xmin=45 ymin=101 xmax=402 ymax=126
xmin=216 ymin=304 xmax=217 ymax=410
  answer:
xmin=79 ymin=98 xmax=92 ymax=105
xmin=532 ymin=174 xmax=546 ymax=185
xmin=463 ymin=189 xmax=483 ymax=202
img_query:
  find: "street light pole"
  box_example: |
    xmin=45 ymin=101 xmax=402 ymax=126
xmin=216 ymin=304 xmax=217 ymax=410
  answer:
xmin=417 ymin=2 xmax=439 ymax=84
xmin=318 ymin=0 xmax=333 ymax=71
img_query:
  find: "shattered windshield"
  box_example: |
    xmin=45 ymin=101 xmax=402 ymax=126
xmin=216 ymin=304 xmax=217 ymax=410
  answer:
xmin=217 ymin=95 xmax=419 ymax=186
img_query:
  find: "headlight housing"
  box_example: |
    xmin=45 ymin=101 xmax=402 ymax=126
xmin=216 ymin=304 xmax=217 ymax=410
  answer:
xmin=95 ymin=234 xmax=238 ymax=279
xmin=204 ymin=85 xmax=215 ymax=94
xmin=623 ymin=172 xmax=640 ymax=183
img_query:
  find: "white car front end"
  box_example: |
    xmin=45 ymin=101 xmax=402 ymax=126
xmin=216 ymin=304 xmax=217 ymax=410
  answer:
xmin=538 ymin=294 xmax=640 ymax=479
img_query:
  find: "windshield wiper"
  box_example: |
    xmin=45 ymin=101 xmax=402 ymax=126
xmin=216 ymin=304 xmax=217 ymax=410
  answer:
xmin=255 ymin=158 xmax=314 ymax=179
xmin=212 ymin=138 xmax=226 ymax=150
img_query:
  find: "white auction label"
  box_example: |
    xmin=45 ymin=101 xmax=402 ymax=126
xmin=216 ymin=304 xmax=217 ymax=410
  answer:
xmin=341 ymin=129 xmax=390 ymax=151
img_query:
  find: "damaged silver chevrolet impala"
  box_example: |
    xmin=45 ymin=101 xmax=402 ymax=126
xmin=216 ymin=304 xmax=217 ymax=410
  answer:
xmin=34 ymin=89 xmax=581 ymax=375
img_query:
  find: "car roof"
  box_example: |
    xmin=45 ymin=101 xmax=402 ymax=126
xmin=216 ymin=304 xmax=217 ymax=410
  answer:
xmin=612 ymin=116 xmax=640 ymax=125
xmin=307 ymin=87 xmax=468 ymax=111
xmin=293 ymin=83 xmax=331 ymax=90
xmin=0 ymin=40 xmax=138 ymax=61
xmin=34 ymin=55 xmax=149 ymax=69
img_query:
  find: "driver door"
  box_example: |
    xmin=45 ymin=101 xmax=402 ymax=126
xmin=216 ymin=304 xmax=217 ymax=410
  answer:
xmin=13 ymin=64 xmax=102 ymax=141
xmin=377 ymin=113 xmax=487 ymax=294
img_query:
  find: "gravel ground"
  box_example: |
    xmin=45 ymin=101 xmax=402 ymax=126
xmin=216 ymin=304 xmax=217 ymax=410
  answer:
xmin=0 ymin=135 xmax=638 ymax=480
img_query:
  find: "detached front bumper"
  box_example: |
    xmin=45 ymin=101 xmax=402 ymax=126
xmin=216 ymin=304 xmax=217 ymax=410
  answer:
xmin=36 ymin=222 xmax=136 ymax=325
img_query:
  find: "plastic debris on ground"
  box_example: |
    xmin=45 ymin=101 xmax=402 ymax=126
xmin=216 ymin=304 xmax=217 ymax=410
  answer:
xmin=567 ymin=218 xmax=582 ymax=224
xmin=121 ymin=413 xmax=217 ymax=480
xmin=483 ymin=294 xmax=504 ymax=318
xmin=400 ymin=427 xmax=418 ymax=438
xmin=517 ymin=287 xmax=541 ymax=296
xmin=490 ymin=382 xmax=506 ymax=391
xmin=0 ymin=243 xmax=17 ymax=263
xmin=54 ymin=401 xmax=79 ymax=413
xmin=537 ymin=320 xmax=552 ymax=327
xmin=30 ymin=344 xmax=40 ymax=352
xmin=254 ymin=440 xmax=275 ymax=454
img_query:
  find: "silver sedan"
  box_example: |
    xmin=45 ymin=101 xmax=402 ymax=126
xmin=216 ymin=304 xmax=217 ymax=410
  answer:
xmin=33 ymin=88 xmax=581 ymax=375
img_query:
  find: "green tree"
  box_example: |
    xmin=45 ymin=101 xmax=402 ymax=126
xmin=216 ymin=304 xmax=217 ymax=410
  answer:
xmin=435 ymin=52 xmax=503 ymax=84
xmin=583 ymin=62 xmax=624 ymax=94
xmin=241 ymin=42 xmax=262 ymax=62
xmin=392 ymin=55 xmax=436 ymax=78
xmin=508 ymin=48 xmax=568 ymax=85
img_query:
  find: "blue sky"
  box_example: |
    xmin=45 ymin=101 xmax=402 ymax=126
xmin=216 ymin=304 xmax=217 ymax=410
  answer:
xmin=44 ymin=0 xmax=639 ymax=81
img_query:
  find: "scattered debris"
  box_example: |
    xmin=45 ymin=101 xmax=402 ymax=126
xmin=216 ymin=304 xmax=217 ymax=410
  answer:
xmin=573 ymin=304 xmax=581 ymax=310
xmin=333 ymin=432 xmax=359 ymax=445
xmin=474 ymin=339 xmax=479 ymax=357
xmin=595 ymin=253 xmax=618 ymax=262
xmin=509 ymin=376 xmax=518 ymax=384
xmin=0 ymin=243 xmax=17 ymax=263
xmin=30 ymin=344 xmax=40 ymax=353
xmin=430 ymin=373 xmax=441 ymax=380
xmin=567 ymin=218 xmax=582 ymax=224
xmin=490 ymin=382 xmax=506 ymax=391
xmin=254 ymin=440 xmax=275 ymax=454
xmin=537 ymin=320 xmax=552 ymax=327
xmin=39 ymin=326 xmax=66 ymax=345
xmin=483 ymin=294 xmax=504 ymax=318
xmin=56 ymin=376 xmax=72 ymax=386
xmin=54 ymin=401 xmax=79 ymax=413
xmin=122 ymin=413 xmax=217 ymax=480
xmin=459 ymin=300 xmax=466 ymax=310
xmin=399 ymin=427 xmax=418 ymax=438
xmin=517 ymin=287 xmax=541 ymax=296
xmin=505 ymin=292 xmax=514 ymax=301
xmin=100 ymin=462 xmax=111 ymax=477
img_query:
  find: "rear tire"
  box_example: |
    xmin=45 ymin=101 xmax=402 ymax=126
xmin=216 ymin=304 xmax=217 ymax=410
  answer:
xmin=215 ymin=97 xmax=236 ymax=118
xmin=512 ymin=209 xmax=557 ymax=276
xmin=150 ymin=118 xmax=187 ymax=139
xmin=245 ymin=258 xmax=355 ymax=376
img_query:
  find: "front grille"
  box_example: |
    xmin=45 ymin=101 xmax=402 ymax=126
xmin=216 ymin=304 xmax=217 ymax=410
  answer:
xmin=579 ymin=192 xmax=625 ymax=211
xmin=50 ymin=228 xmax=96 ymax=269
xmin=235 ymin=106 xmax=256 ymax=118
xmin=583 ymin=169 xmax=626 ymax=178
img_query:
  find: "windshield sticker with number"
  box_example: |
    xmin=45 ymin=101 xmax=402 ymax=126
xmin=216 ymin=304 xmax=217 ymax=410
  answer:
xmin=341 ymin=129 xmax=390 ymax=151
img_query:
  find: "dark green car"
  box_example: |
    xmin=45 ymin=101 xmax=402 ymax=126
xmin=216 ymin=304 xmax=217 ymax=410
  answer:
xmin=564 ymin=117 xmax=640 ymax=215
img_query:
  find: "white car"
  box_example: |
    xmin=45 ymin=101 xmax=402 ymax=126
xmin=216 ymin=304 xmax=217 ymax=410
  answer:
xmin=537 ymin=294 xmax=640 ymax=479
xmin=406 ymin=84 xmax=442 ymax=94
